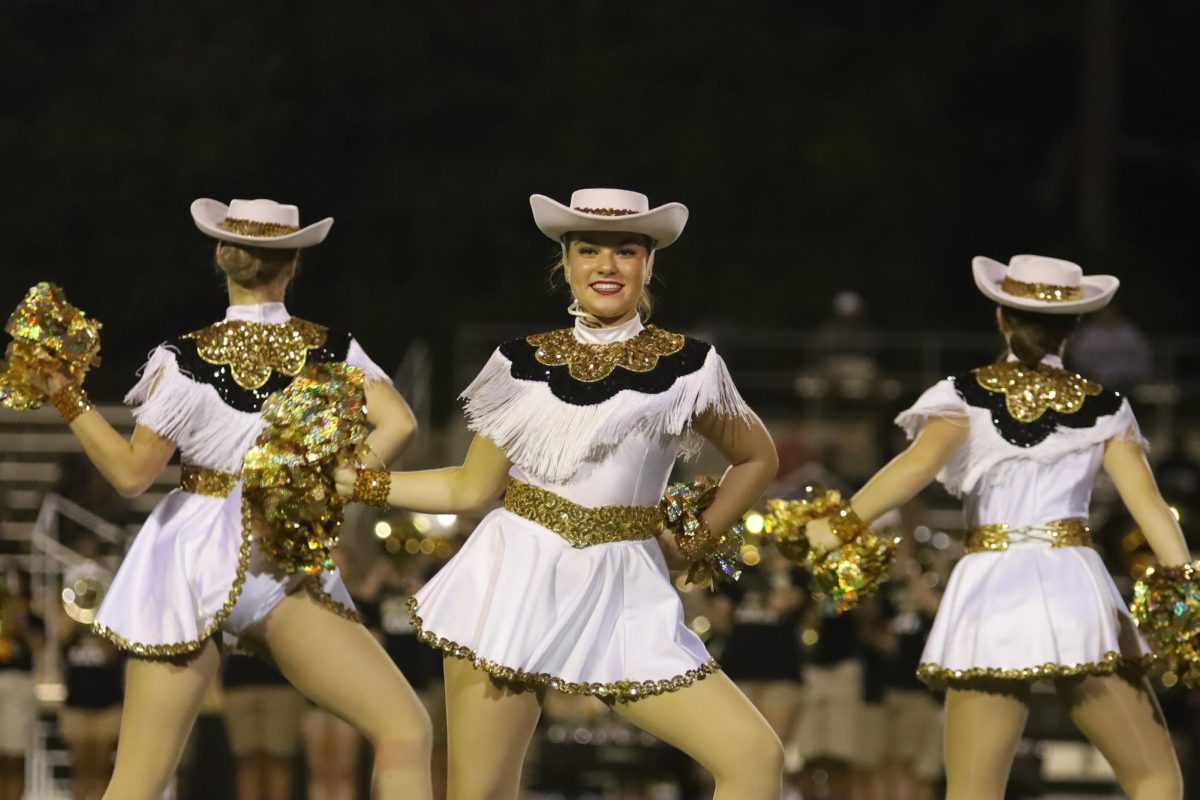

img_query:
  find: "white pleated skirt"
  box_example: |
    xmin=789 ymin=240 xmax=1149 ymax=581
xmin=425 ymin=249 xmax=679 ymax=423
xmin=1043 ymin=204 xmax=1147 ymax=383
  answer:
xmin=411 ymin=508 xmax=716 ymax=701
xmin=94 ymin=484 xmax=357 ymax=657
xmin=918 ymin=541 xmax=1152 ymax=686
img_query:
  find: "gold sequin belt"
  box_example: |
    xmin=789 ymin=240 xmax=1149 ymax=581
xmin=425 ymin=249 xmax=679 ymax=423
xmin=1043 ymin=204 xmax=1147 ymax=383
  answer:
xmin=179 ymin=465 xmax=238 ymax=499
xmin=502 ymin=479 xmax=662 ymax=548
xmin=965 ymin=518 xmax=1091 ymax=554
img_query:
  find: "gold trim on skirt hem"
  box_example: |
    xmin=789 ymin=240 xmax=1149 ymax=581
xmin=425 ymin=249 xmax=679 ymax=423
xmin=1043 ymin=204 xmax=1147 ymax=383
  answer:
xmin=305 ymin=579 xmax=362 ymax=623
xmin=917 ymin=651 xmax=1157 ymax=687
xmin=407 ymin=597 xmax=718 ymax=703
xmin=91 ymin=501 xmax=256 ymax=658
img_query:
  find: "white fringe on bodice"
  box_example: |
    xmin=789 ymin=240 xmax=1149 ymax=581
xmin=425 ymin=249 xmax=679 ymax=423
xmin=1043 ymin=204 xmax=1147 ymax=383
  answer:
xmin=461 ymin=344 xmax=751 ymax=485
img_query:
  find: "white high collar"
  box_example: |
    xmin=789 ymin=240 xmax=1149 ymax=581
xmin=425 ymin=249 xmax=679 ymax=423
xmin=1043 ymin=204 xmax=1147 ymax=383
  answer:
xmin=572 ymin=315 xmax=644 ymax=344
xmin=1006 ymin=352 xmax=1064 ymax=369
xmin=224 ymin=302 xmax=291 ymax=324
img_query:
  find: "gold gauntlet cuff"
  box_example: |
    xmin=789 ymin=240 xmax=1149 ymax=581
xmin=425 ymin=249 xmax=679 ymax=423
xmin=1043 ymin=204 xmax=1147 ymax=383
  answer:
xmin=353 ymin=469 xmax=391 ymax=508
xmin=50 ymin=383 xmax=93 ymax=423
xmin=660 ymin=477 xmax=745 ymax=585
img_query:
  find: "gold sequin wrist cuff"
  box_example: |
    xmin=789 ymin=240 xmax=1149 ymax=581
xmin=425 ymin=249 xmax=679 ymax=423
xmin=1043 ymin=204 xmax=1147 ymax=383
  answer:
xmin=827 ymin=504 xmax=868 ymax=544
xmin=50 ymin=384 xmax=93 ymax=423
xmin=660 ymin=478 xmax=745 ymax=585
xmin=353 ymin=469 xmax=391 ymax=508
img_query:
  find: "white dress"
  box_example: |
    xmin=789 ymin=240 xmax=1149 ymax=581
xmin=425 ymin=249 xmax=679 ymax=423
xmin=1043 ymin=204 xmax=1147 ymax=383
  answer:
xmin=896 ymin=355 xmax=1153 ymax=685
xmin=93 ymin=303 xmax=389 ymax=656
xmin=410 ymin=316 xmax=752 ymax=701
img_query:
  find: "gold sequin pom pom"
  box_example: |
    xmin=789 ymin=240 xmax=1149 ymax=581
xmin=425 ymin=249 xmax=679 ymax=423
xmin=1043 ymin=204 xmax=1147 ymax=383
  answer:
xmin=660 ymin=477 xmax=745 ymax=586
xmin=353 ymin=469 xmax=392 ymax=509
xmin=241 ymin=362 xmax=369 ymax=575
xmin=50 ymin=383 xmax=94 ymax=423
xmin=764 ymin=488 xmax=896 ymax=612
xmin=761 ymin=489 xmax=847 ymax=562
xmin=0 ymin=282 xmax=102 ymax=412
xmin=1130 ymin=561 xmax=1200 ymax=687
xmin=809 ymin=521 xmax=897 ymax=613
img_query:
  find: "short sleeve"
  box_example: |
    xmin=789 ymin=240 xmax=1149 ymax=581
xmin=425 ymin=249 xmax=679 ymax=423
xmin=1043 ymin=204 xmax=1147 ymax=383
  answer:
xmin=347 ymin=337 xmax=391 ymax=385
xmin=894 ymin=379 xmax=969 ymax=441
xmin=1109 ymin=397 xmax=1150 ymax=452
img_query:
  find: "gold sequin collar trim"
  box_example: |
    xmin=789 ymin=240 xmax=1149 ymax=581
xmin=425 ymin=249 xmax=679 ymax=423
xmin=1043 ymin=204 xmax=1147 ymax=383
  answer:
xmin=503 ymin=479 xmax=661 ymax=548
xmin=219 ymin=217 xmax=301 ymax=238
xmin=917 ymin=652 xmax=1156 ymax=687
xmin=965 ymin=518 xmax=1091 ymax=553
xmin=975 ymin=362 xmax=1103 ymax=423
xmin=1000 ymin=277 xmax=1084 ymax=302
xmin=408 ymin=598 xmax=719 ymax=702
xmin=186 ymin=317 xmax=329 ymax=390
xmin=527 ymin=325 xmax=686 ymax=382
xmin=573 ymin=207 xmax=639 ymax=217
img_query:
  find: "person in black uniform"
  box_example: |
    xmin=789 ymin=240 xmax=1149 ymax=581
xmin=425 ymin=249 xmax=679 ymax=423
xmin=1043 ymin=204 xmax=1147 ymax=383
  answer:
xmin=221 ymin=654 xmax=307 ymax=800
xmin=355 ymin=551 xmax=449 ymax=800
xmin=0 ymin=562 xmax=42 ymax=800
xmin=859 ymin=548 xmax=943 ymax=800
xmin=708 ymin=551 xmax=806 ymax=752
xmin=58 ymin=613 xmax=125 ymax=800
xmin=794 ymin=601 xmax=866 ymax=798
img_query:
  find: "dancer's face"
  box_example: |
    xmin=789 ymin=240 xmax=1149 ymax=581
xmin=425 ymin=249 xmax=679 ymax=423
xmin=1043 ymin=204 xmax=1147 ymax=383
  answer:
xmin=564 ymin=232 xmax=651 ymax=326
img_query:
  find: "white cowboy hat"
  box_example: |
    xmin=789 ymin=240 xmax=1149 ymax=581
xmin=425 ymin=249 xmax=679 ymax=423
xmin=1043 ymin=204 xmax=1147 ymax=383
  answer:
xmin=529 ymin=188 xmax=689 ymax=249
xmin=190 ymin=198 xmax=333 ymax=249
xmin=972 ymin=254 xmax=1119 ymax=315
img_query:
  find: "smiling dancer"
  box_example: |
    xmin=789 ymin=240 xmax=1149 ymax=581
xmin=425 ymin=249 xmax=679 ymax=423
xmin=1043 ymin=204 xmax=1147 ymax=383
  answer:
xmin=31 ymin=198 xmax=433 ymax=800
xmin=803 ymin=255 xmax=1186 ymax=800
xmin=338 ymin=189 xmax=785 ymax=799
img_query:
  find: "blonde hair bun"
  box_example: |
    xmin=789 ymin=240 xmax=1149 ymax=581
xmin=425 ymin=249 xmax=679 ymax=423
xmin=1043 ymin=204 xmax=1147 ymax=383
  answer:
xmin=214 ymin=242 xmax=298 ymax=286
xmin=215 ymin=242 xmax=262 ymax=282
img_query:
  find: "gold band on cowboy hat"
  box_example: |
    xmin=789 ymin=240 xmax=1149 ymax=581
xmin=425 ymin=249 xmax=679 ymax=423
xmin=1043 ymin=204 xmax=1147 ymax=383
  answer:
xmin=218 ymin=218 xmax=302 ymax=238
xmin=999 ymin=277 xmax=1084 ymax=303
xmin=572 ymin=207 xmax=640 ymax=217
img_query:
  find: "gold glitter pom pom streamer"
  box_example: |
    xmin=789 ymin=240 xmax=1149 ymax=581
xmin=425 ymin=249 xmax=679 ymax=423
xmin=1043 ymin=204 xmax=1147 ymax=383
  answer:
xmin=660 ymin=477 xmax=745 ymax=586
xmin=763 ymin=488 xmax=896 ymax=612
xmin=0 ymin=282 xmax=102 ymax=410
xmin=1130 ymin=561 xmax=1200 ymax=687
xmin=241 ymin=362 xmax=369 ymax=574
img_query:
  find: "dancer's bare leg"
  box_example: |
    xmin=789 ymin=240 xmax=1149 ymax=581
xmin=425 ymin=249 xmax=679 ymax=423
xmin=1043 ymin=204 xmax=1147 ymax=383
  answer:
xmin=613 ymin=671 xmax=784 ymax=800
xmin=103 ymin=640 xmax=220 ymax=800
xmin=262 ymin=592 xmax=432 ymax=800
xmin=943 ymin=679 xmax=1030 ymax=800
xmin=441 ymin=656 xmax=543 ymax=800
xmin=1056 ymin=670 xmax=1183 ymax=800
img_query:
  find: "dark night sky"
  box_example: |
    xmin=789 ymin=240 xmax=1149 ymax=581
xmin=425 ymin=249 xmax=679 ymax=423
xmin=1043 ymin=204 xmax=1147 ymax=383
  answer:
xmin=2 ymin=1 xmax=1198 ymax=398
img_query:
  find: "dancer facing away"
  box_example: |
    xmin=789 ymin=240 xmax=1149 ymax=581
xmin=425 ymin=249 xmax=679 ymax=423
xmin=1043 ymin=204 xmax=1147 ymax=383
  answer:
xmin=336 ymin=188 xmax=785 ymax=799
xmin=31 ymin=198 xmax=433 ymax=800
xmin=804 ymin=255 xmax=1187 ymax=800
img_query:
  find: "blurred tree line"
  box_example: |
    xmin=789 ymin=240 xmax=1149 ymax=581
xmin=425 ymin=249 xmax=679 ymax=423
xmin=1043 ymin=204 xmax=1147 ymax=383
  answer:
xmin=1 ymin=0 xmax=1198 ymax=400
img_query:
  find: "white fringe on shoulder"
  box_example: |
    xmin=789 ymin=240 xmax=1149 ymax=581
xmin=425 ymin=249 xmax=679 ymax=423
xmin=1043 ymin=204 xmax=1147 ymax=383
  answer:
xmin=896 ymin=378 xmax=1148 ymax=497
xmin=461 ymin=347 xmax=752 ymax=484
xmin=125 ymin=346 xmax=265 ymax=474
